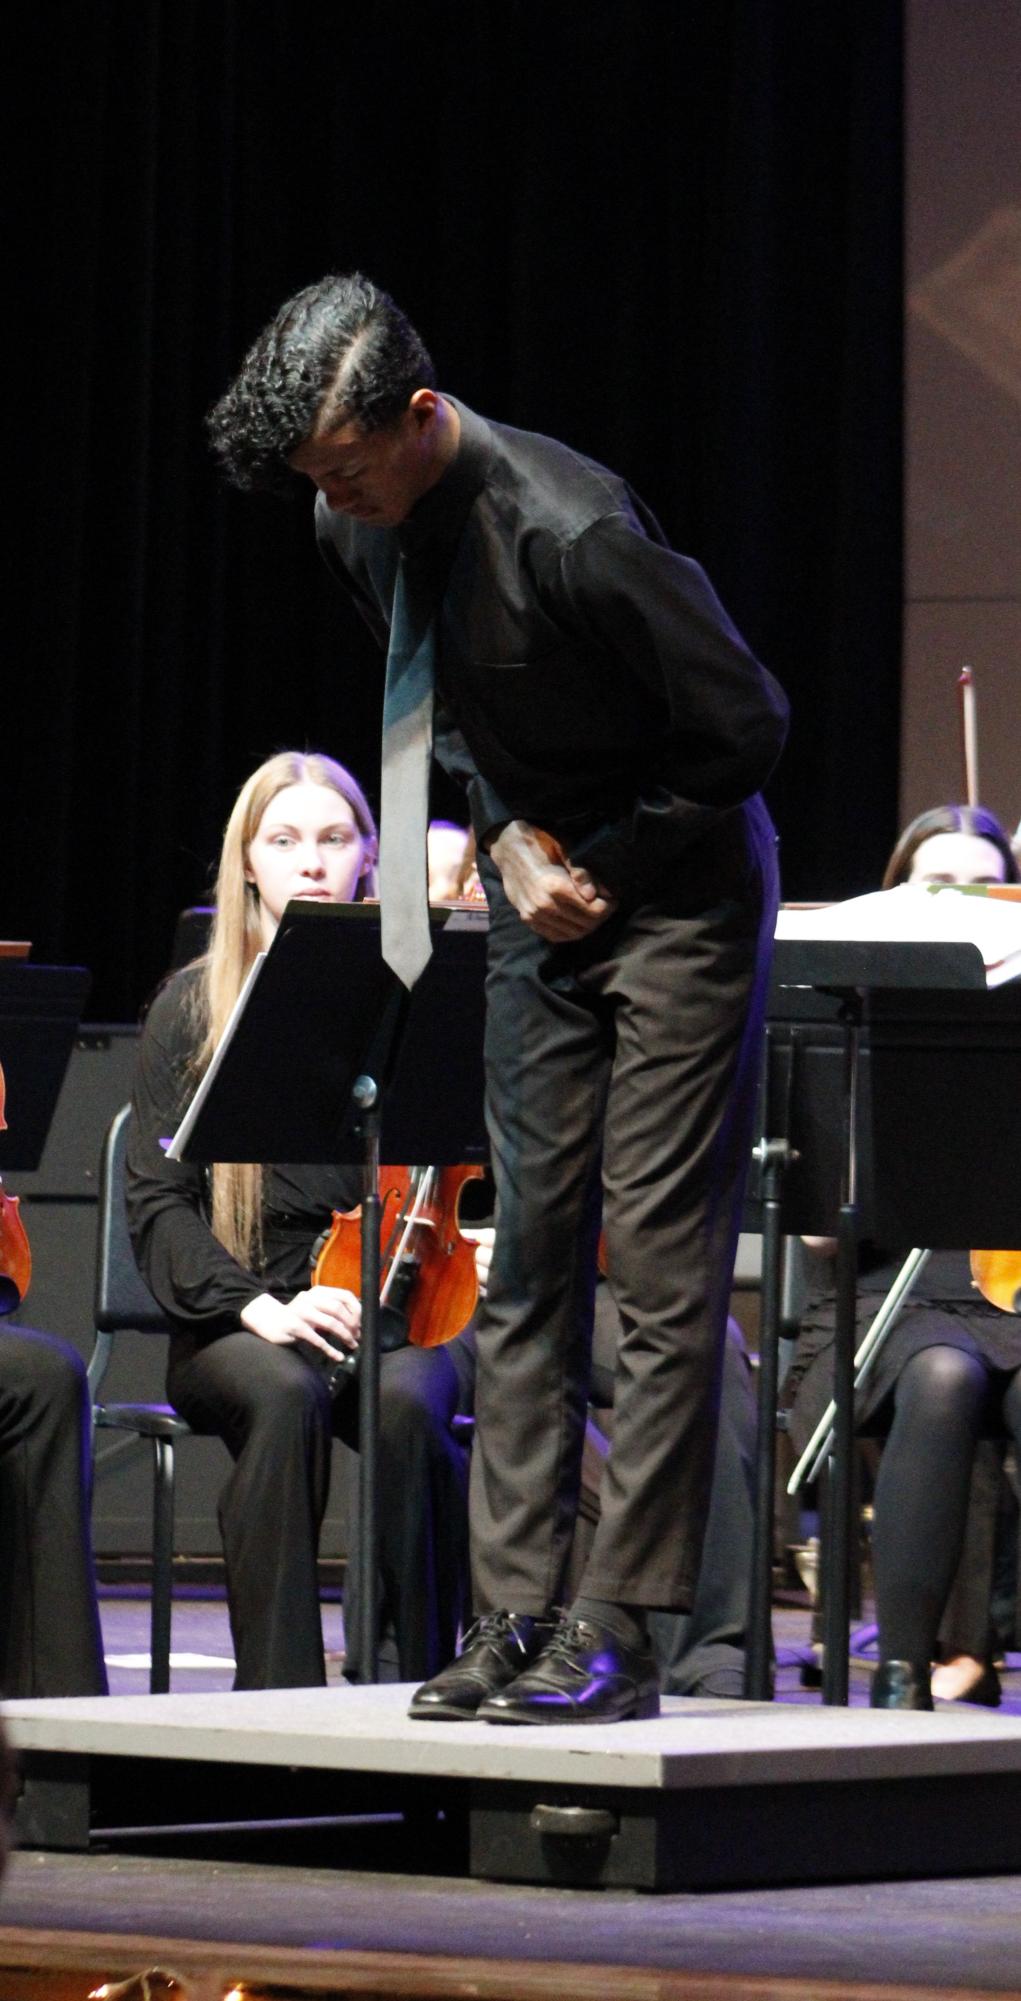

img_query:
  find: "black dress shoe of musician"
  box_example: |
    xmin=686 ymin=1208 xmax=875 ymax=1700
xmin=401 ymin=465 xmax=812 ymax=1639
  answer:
xmin=407 ymin=1611 xmax=557 ymax=1721
xmin=869 ymin=1660 xmax=933 ymax=1711
xmin=478 ymin=1616 xmax=661 ymax=1725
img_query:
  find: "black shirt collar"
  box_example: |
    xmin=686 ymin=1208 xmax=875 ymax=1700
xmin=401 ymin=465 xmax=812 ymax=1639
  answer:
xmin=398 ymin=397 xmax=492 ymax=568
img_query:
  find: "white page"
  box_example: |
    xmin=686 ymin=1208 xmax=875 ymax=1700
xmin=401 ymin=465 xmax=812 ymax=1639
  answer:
xmin=166 ymin=951 xmax=268 ymax=1161
xmin=775 ymin=885 xmax=1021 ymax=986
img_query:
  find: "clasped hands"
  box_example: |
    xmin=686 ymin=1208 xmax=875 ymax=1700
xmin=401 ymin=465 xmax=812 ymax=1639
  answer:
xmin=488 ymin=819 xmax=616 ymax=941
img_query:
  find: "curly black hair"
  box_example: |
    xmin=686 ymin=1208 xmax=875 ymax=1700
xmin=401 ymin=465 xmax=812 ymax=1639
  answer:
xmin=206 ymin=273 xmax=437 ymax=492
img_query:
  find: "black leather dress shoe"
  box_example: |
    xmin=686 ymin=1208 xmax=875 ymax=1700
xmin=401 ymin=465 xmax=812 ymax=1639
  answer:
xmin=869 ymin=1659 xmax=933 ymax=1711
xmin=478 ymin=1616 xmax=661 ymax=1725
xmin=407 ymin=1612 xmax=557 ymax=1721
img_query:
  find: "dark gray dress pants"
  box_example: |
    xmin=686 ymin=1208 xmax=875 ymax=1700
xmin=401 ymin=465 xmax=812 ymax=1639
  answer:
xmin=470 ymin=798 xmax=779 ymax=1616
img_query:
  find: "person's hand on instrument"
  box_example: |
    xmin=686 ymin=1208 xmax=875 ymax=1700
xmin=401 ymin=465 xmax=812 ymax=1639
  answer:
xmin=461 ymin=1225 xmax=495 ymax=1296
xmin=240 ymin=1285 xmax=361 ymax=1363
xmin=488 ymin=820 xmax=616 ymax=941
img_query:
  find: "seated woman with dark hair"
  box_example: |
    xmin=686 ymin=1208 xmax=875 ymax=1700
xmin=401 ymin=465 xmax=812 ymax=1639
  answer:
xmin=787 ymin=803 xmax=1021 ymax=1710
xmin=880 ymin=802 xmax=1019 ymax=891
xmin=125 ymin=750 xmax=474 ymax=1690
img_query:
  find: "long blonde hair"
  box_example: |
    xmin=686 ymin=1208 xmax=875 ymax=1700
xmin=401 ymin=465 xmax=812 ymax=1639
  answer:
xmin=188 ymin=751 xmax=377 ymax=1268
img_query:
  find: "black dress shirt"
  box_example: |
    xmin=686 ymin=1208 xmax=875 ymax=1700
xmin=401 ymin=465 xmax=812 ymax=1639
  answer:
xmin=315 ymin=399 xmax=788 ymax=895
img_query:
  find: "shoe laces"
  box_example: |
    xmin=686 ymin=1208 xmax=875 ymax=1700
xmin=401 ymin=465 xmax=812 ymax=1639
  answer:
xmin=544 ymin=1616 xmax=597 ymax=1662
xmin=462 ymin=1609 xmax=538 ymax=1657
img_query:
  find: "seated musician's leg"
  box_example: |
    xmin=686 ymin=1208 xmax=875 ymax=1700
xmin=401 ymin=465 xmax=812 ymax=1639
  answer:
xmin=933 ymin=1440 xmax=1003 ymax=1701
xmin=0 ymin=1324 xmax=107 ymax=1697
xmin=167 ymin=1329 xmax=333 ymax=1689
xmin=870 ymin=1343 xmax=987 ymax=1708
xmin=341 ymin=1338 xmax=470 ymax=1684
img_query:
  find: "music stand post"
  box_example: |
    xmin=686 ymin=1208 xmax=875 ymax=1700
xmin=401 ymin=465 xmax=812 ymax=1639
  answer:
xmin=823 ymin=994 xmax=863 ymax=1706
xmin=743 ymin=1127 xmax=795 ymax=1700
xmin=350 ymin=1073 xmax=383 ymax=1682
xmin=171 ymin=899 xmax=489 ymax=1685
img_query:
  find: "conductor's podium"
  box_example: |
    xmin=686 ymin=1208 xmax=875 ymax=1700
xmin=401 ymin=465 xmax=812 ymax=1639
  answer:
xmin=7 ymin=1685 xmax=1021 ymax=1891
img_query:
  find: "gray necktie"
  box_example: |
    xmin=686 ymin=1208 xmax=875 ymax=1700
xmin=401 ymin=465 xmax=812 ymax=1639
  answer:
xmin=378 ymin=552 xmax=435 ymax=988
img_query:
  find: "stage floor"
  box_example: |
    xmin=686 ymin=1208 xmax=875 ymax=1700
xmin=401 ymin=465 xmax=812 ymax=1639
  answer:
xmin=3 ymin=1810 xmax=1021 ymax=1997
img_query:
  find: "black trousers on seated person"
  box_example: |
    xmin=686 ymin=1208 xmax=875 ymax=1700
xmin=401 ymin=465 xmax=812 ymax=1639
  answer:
xmin=0 ymin=1325 xmax=108 ymax=1698
xmin=872 ymin=1345 xmax=1021 ymax=1666
xmin=167 ymin=1328 xmax=471 ymax=1689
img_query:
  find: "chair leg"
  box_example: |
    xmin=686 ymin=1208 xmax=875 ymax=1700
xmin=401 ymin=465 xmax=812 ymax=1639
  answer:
xmin=150 ymin=1438 xmax=176 ymax=1694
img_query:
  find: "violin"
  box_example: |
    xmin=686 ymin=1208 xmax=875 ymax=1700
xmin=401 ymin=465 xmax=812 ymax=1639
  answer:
xmin=313 ymin=1163 xmax=485 ymax=1349
xmin=970 ymin=1250 xmax=1021 ymax=1315
xmin=0 ymin=1060 xmax=32 ymax=1315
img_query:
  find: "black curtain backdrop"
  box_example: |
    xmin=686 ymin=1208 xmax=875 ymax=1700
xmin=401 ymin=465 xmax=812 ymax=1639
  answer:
xmin=9 ymin=1 xmax=902 ymax=1022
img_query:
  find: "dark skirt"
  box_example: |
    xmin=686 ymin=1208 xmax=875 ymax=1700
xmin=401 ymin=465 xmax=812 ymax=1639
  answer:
xmin=784 ymin=1270 xmax=1021 ymax=1460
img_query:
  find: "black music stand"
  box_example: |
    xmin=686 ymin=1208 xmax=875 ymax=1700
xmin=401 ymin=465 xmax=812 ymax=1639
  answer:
xmin=0 ymin=963 xmax=91 ymax=1174
xmin=744 ymin=940 xmax=1021 ymax=1704
xmin=170 ymin=898 xmax=489 ymax=1681
xmin=0 ymin=962 xmax=90 ymax=1313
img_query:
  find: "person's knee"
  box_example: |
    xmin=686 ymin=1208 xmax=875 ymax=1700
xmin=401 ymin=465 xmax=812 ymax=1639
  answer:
xmin=0 ymin=1326 xmax=89 ymax=1419
xmin=379 ymin=1383 xmax=449 ymax=1465
xmin=242 ymin=1352 xmax=332 ymax=1446
xmin=378 ymin=1358 xmax=462 ymax=1484
xmin=898 ymin=1344 xmax=985 ymax=1423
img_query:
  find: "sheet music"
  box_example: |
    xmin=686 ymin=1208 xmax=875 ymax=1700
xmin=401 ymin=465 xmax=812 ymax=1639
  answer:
xmin=776 ymin=884 xmax=1021 ymax=987
xmin=166 ymin=951 xmax=267 ymax=1160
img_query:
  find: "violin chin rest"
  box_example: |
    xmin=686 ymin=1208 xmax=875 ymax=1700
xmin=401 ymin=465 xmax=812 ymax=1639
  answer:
xmin=323 ymin=1306 xmax=411 ymax=1397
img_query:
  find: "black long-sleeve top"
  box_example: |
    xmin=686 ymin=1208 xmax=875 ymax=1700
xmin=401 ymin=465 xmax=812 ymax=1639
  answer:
xmin=125 ymin=967 xmax=359 ymax=1341
xmin=314 ymin=399 xmax=789 ymax=896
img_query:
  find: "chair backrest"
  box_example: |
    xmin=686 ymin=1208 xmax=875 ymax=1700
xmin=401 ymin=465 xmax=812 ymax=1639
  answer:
xmin=94 ymin=1103 xmax=171 ymax=1336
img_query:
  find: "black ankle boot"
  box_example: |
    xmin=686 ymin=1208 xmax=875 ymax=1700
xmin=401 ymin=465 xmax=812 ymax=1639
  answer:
xmin=869 ymin=1659 xmax=933 ymax=1711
